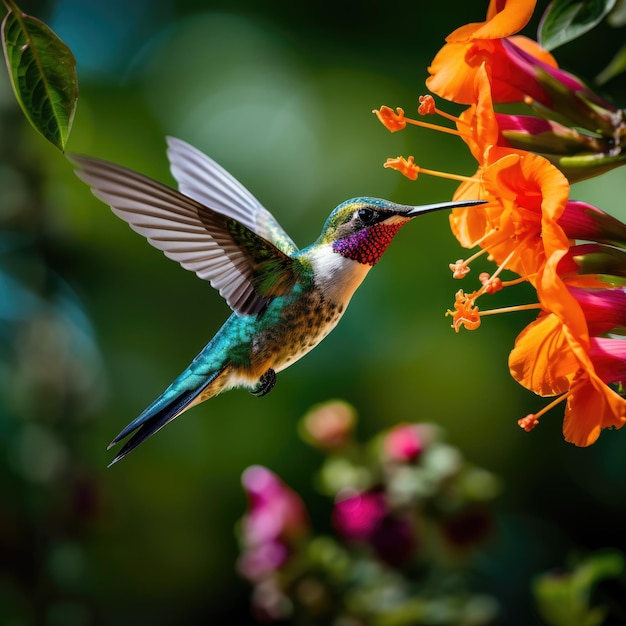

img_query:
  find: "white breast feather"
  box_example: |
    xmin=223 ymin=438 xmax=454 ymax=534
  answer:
xmin=307 ymin=244 xmax=371 ymax=306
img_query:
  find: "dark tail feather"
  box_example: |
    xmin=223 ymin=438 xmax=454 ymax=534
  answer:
xmin=107 ymin=368 xmax=223 ymax=467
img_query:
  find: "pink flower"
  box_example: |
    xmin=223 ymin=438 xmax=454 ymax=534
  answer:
xmin=558 ymin=201 xmax=626 ymax=247
xmin=590 ymin=337 xmax=626 ymax=385
xmin=568 ymin=287 xmax=626 ymax=336
xmin=333 ymin=489 xmax=415 ymax=565
xmin=383 ymin=423 xmax=425 ymax=462
xmin=238 ymin=466 xmax=308 ymax=581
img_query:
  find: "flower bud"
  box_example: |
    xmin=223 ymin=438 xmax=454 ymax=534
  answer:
xmin=568 ymin=286 xmax=626 ymax=335
xmin=497 ymin=114 xmax=610 ymax=156
xmin=299 ymin=400 xmax=356 ymax=450
xmin=383 ymin=423 xmax=427 ymax=463
xmin=558 ymin=243 xmax=626 ymax=281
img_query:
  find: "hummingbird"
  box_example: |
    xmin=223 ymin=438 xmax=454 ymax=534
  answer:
xmin=69 ymin=137 xmax=484 ymax=465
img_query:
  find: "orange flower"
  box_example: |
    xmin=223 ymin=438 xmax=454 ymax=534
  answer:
xmin=450 ymin=151 xmax=570 ymax=283
xmin=426 ymin=0 xmax=558 ymax=105
xmin=509 ymin=309 xmax=626 ymax=446
xmin=374 ymin=0 xmax=626 ymax=448
xmin=446 ymin=64 xmax=562 ymax=282
xmin=509 ymin=217 xmax=626 ymax=445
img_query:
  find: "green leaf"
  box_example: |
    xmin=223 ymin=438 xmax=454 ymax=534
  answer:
xmin=533 ymin=550 xmax=625 ymax=626
xmin=538 ymin=0 xmax=617 ymax=50
xmin=1 ymin=0 xmax=78 ymax=151
xmin=596 ymin=42 xmax=626 ymax=84
xmin=607 ymin=0 xmax=626 ymax=27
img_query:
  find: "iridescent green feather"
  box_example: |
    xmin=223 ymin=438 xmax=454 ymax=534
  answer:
xmin=227 ymin=219 xmax=304 ymax=298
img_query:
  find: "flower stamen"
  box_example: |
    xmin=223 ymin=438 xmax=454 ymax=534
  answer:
xmin=383 ymin=157 xmax=482 ymax=183
xmin=518 ymin=414 xmax=539 ymax=432
xmin=472 ymin=246 xmax=522 ymax=298
xmin=501 ymin=276 xmax=527 ymax=288
xmin=416 ymin=166 xmax=479 ymax=182
xmin=407 ymin=118 xmax=461 ymax=136
xmin=374 ymin=104 xmax=461 ymax=136
xmin=446 ymin=286 xmax=542 ymax=332
xmin=518 ymin=391 xmax=573 ymax=432
xmin=479 ymin=272 xmax=502 ymax=293
xmin=418 ymin=94 xmax=460 ymax=124
xmin=478 ymin=303 xmax=542 ymax=316
xmin=446 ymin=289 xmax=481 ymax=332
xmin=449 ymin=248 xmax=489 ymax=279
xmin=384 ymin=156 xmax=419 ymax=180
xmin=479 ymin=272 xmax=526 ymax=294
xmin=486 ymin=247 xmax=517 ymax=283
xmin=373 ymin=106 xmax=407 ymax=132
xmin=417 ymin=95 xmax=436 ymax=115
xmin=450 ymin=259 xmax=471 ymax=279
xmin=468 ymin=228 xmax=498 ymax=250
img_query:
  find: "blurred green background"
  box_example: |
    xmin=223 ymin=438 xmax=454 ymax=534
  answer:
xmin=2 ymin=0 xmax=626 ymax=624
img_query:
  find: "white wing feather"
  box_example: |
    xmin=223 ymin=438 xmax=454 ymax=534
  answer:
xmin=166 ymin=137 xmax=298 ymax=255
xmin=69 ymin=154 xmax=281 ymax=316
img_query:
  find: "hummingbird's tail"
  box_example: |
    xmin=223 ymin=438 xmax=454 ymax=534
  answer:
xmin=107 ymin=364 xmax=228 ymax=467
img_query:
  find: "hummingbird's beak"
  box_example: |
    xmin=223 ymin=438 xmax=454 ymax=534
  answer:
xmin=405 ymin=198 xmax=486 ymax=217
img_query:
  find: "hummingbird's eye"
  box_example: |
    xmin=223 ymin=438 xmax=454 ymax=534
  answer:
xmin=358 ymin=208 xmax=376 ymax=224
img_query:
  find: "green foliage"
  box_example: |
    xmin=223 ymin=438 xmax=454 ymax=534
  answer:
xmin=538 ymin=0 xmax=626 ymax=83
xmin=596 ymin=43 xmax=626 ymax=84
xmin=533 ymin=550 xmax=625 ymax=626
xmin=538 ymin=0 xmax=617 ymax=50
xmin=607 ymin=0 xmax=626 ymax=26
xmin=1 ymin=0 xmax=77 ymax=151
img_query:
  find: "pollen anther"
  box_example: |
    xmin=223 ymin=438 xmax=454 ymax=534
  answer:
xmin=450 ymin=259 xmax=471 ymax=279
xmin=518 ymin=392 xmax=573 ymax=432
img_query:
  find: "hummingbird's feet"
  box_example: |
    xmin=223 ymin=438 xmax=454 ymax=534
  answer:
xmin=250 ymin=368 xmax=277 ymax=397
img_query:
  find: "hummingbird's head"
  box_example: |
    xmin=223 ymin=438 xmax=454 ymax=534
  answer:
xmin=321 ymin=197 xmax=485 ymax=266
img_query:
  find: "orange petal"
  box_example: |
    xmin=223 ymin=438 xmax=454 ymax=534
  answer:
xmin=426 ymin=41 xmax=481 ymax=104
xmin=562 ymin=371 xmax=626 ymax=446
xmin=447 ymin=0 xmax=537 ymax=43
xmin=457 ymin=63 xmax=501 ymax=163
xmin=449 ymin=173 xmax=491 ymax=248
xmin=509 ymin=313 xmax=577 ymax=396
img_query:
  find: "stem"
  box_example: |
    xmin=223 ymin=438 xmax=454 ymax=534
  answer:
xmin=2 ymin=0 xmax=19 ymax=15
xmin=479 ymin=303 xmax=542 ymax=316
xmin=418 ymin=167 xmax=480 ymax=183
xmin=406 ymin=117 xmax=461 ymax=136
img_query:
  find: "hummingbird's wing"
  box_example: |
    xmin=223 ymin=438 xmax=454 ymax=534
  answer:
xmin=166 ymin=137 xmax=298 ymax=256
xmin=69 ymin=154 xmax=302 ymax=316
